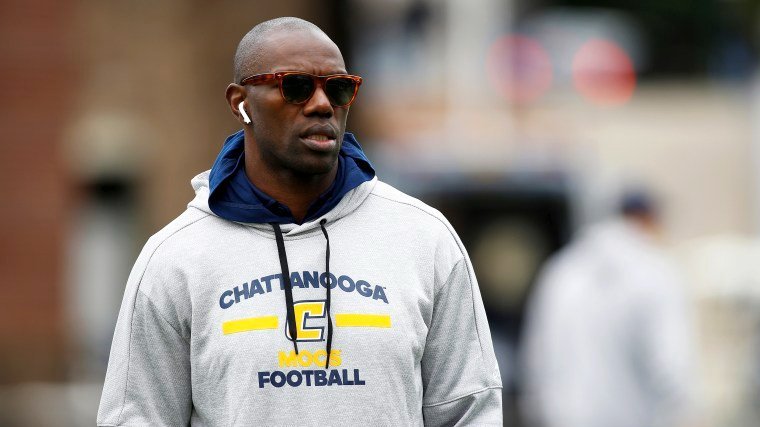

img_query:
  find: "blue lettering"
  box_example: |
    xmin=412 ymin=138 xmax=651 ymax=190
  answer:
xmin=373 ymin=286 xmax=389 ymax=304
xmin=304 ymin=271 xmax=320 ymax=288
xmin=250 ymin=279 xmax=264 ymax=296
xmin=257 ymin=369 xmax=364 ymax=387
xmin=356 ymin=280 xmax=372 ymax=298
xmin=224 ymin=274 xmax=388 ymax=308
xmin=303 ymin=369 xmax=314 ymax=386
xmin=354 ymin=369 xmax=366 ymax=385
xmin=233 ymin=283 xmax=249 ymax=303
xmin=320 ymin=273 xmax=338 ymax=289
xmin=287 ymin=370 xmax=303 ymax=386
xmin=315 ymin=370 xmax=327 ymax=386
xmin=341 ymin=368 xmax=354 ymax=385
xmin=261 ymin=275 xmax=276 ymax=293
xmin=219 ymin=290 xmax=234 ymax=309
xmin=328 ymin=369 xmax=342 ymax=386
xmin=338 ymin=275 xmax=355 ymax=293
xmin=258 ymin=371 xmax=270 ymax=388
xmin=270 ymin=371 xmax=286 ymax=388
xmin=290 ymin=272 xmax=304 ymax=289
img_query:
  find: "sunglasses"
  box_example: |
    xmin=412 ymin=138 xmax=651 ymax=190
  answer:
xmin=240 ymin=71 xmax=363 ymax=107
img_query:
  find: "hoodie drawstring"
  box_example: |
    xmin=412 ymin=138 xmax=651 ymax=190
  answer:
xmin=272 ymin=223 xmax=298 ymax=354
xmin=271 ymin=220 xmax=334 ymax=369
xmin=319 ymin=219 xmax=334 ymax=369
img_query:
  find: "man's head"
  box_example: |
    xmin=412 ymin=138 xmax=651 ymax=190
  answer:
xmin=619 ymin=189 xmax=660 ymax=235
xmin=226 ymin=17 xmax=352 ymax=178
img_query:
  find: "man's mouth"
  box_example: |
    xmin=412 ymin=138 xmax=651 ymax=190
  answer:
xmin=300 ymin=125 xmax=339 ymax=152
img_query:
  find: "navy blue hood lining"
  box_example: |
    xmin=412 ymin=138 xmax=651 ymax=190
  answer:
xmin=208 ymin=130 xmax=375 ymax=224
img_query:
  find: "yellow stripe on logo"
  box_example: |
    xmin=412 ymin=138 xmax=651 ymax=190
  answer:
xmin=335 ymin=314 xmax=391 ymax=328
xmin=222 ymin=316 xmax=278 ymax=335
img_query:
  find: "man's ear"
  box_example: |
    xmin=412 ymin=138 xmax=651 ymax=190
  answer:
xmin=226 ymin=84 xmax=250 ymax=125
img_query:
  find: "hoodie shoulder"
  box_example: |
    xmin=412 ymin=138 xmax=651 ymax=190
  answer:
xmin=368 ymin=181 xmax=466 ymax=260
xmin=138 ymin=208 xmax=214 ymax=280
xmin=369 ymin=181 xmax=448 ymax=224
xmin=145 ymin=207 xmax=213 ymax=252
xmin=127 ymin=207 xmax=216 ymax=305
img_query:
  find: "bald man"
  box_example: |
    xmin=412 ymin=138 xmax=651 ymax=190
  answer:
xmin=98 ymin=17 xmax=502 ymax=426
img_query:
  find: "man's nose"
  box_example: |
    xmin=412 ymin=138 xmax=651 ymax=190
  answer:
xmin=303 ymin=85 xmax=334 ymax=117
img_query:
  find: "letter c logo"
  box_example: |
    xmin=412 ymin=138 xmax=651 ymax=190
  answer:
xmin=285 ymin=300 xmax=326 ymax=342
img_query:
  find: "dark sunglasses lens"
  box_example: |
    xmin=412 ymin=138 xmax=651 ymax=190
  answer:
xmin=281 ymin=74 xmax=315 ymax=103
xmin=325 ymin=78 xmax=357 ymax=106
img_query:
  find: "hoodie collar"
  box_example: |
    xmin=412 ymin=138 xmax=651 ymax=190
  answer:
xmin=206 ymin=130 xmax=375 ymax=225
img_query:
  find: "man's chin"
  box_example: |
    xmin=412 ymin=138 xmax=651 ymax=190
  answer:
xmin=289 ymin=156 xmax=339 ymax=177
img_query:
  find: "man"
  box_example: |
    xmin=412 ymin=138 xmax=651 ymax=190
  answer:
xmin=97 ymin=17 xmax=502 ymax=426
xmin=520 ymin=191 xmax=696 ymax=427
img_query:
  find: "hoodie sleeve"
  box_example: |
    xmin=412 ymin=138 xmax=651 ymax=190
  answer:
xmin=421 ymin=256 xmax=503 ymax=426
xmin=97 ymin=237 xmax=193 ymax=427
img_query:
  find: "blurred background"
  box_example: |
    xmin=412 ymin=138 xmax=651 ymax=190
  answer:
xmin=2 ymin=0 xmax=760 ymax=425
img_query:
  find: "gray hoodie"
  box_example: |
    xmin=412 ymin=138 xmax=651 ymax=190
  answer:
xmin=97 ymin=171 xmax=502 ymax=426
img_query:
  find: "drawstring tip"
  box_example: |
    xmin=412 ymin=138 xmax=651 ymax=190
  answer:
xmin=320 ymin=219 xmax=334 ymax=371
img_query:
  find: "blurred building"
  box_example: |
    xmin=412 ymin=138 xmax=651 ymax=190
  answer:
xmin=0 ymin=0 xmax=74 ymax=385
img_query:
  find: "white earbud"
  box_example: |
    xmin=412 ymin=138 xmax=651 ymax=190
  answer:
xmin=238 ymin=101 xmax=251 ymax=124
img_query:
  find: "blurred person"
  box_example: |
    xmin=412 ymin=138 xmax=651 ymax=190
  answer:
xmin=96 ymin=17 xmax=502 ymax=426
xmin=520 ymin=191 xmax=696 ymax=427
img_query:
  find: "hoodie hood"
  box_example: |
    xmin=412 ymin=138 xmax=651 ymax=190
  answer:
xmin=189 ymin=170 xmax=377 ymax=236
xmin=204 ymin=129 xmax=375 ymax=226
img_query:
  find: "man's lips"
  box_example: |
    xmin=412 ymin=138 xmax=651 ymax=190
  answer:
xmin=299 ymin=124 xmax=339 ymax=152
xmin=300 ymin=123 xmax=338 ymax=139
xmin=300 ymin=135 xmax=337 ymax=152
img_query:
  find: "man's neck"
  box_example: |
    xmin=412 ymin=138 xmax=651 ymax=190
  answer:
xmin=244 ymin=159 xmax=338 ymax=224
